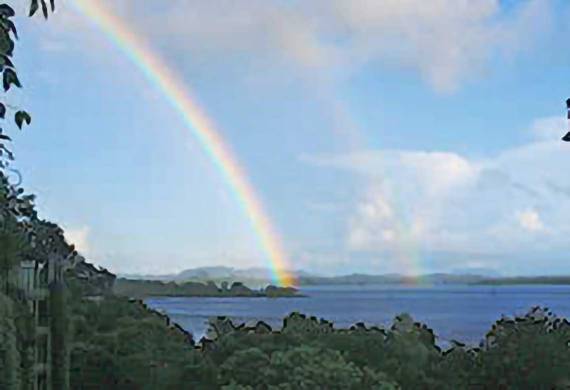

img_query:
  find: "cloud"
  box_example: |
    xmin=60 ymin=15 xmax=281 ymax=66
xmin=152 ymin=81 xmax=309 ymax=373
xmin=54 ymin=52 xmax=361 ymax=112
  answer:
xmin=116 ymin=0 xmax=553 ymax=92
xmin=328 ymin=0 xmax=551 ymax=92
xmin=63 ymin=226 xmax=90 ymax=255
xmin=530 ymin=116 xmax=567 ymax=141
xmin=306 ymin=117 xmax=570 ymax=264
xmin=516 ymin=208 xmax=544 ymax=232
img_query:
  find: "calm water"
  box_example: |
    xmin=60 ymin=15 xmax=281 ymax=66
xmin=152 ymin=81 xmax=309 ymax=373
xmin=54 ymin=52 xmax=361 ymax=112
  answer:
xmin=146 ymin=285 xmax=570 ymax=345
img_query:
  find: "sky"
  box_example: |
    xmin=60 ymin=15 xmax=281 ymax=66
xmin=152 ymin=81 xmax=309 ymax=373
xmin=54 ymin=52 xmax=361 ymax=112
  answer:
xmin=6 ymin=0 xmax=570 ymax=276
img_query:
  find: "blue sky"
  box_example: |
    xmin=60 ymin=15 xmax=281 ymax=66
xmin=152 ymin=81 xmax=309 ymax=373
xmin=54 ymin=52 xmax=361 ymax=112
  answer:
xmin=6 ymin=0 xmax=570 ymax=276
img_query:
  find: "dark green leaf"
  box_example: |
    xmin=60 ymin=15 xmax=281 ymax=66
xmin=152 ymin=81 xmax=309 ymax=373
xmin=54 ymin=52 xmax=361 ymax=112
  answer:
xmin=0 ymin=30 xmax=14 ymax=57
xmin=29 ymin=0 xmax=39 ymax=17
xmin=3 ymin=20 xmax=17 ymax=40
xmin=3 ymin=68 xmax=21 ymax=91
xmin=50 ymin=0 xmax=55 ymax=12
xmin=0 ymin=5 xmax=15 ymax=18
xmin=41 ymin=0 xmax=48 ymax=18
xmin=0 ymin=55 xmax=13 ymax=68
xmin=0 ymin=144 xmax=13 ymax=160
xmin=15 ymin=111 xmax=31 ymax=129
xmin=0 ymin=134 xmax=11 ymax=141
xmin=0 ymin=103 xmax=5 ymax=119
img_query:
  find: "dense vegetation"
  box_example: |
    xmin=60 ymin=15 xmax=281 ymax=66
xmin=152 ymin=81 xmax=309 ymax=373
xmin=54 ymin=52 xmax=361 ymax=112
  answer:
xmin=7 ymin=268 xmax=568 ymax=389
xmin=50 ymin=295 xmax=570 ymax=389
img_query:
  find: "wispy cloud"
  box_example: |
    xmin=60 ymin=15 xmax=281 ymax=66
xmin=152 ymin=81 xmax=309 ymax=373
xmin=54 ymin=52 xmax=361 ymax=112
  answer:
xmin=117 ymin=0 xmax=553 ymax=93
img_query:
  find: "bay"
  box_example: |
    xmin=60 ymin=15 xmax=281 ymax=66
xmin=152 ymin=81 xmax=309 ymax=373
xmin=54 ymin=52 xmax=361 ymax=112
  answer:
xmin=146 ymin=284 xmax=570 ymax=345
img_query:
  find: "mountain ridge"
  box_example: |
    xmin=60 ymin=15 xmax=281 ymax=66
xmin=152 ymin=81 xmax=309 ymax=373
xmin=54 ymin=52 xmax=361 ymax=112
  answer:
xmin=119 ymin=266 xmax=506 ymax=287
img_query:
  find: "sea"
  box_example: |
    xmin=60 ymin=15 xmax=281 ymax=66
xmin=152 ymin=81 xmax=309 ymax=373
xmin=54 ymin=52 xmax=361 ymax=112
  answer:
xmin=146 ymin=284 xmax=570 ymax=346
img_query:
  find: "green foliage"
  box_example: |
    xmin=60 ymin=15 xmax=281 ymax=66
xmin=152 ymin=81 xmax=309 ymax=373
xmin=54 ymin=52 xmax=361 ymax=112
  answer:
xmin=218 ymin=345 xmax=397 ymax=389
xmin=29 ymin=0 xmax=55 ymax=19
xmin=0 ymin=3 xmax=23 ymax=170
xmin=114 ymin=278 xmax=299 ymax=298
xmin=51 ymin=282 xmax=70 ymax=389
xmin=471 ymin=308 xmax=570 ymax=388
xmin=14 ymin=111 xmax=31 ymax=129
xmin=2 ymin=67 xmax=19 ymax=91
xmin=0 ymin=0 xmax=54 ymax=170
xmin=0 ymin=292 xmax=20 ymax=390
xmin=0 ymin=219 xmax=27 ymax=293
xmin=195 ymin=308 xmax=570 ymax=389
xmin=68 ymin=295 xmax=212 ymax=390
xmin=0 ymin=291 xmax=37 ymax=389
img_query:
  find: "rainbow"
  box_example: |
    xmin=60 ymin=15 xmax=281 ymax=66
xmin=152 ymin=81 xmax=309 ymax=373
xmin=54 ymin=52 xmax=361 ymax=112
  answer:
xmin=72 ymin=0 xmax=295 ymax=286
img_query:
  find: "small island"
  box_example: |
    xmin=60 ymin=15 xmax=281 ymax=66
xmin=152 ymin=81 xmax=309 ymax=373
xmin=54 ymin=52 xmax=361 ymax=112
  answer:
xmin=114 ymin=278 xmax=301 ymax=298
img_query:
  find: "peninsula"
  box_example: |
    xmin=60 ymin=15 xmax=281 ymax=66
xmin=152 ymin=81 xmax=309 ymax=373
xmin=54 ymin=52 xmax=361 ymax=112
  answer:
xmin=113 ymin=278 xmax=301 ymax=298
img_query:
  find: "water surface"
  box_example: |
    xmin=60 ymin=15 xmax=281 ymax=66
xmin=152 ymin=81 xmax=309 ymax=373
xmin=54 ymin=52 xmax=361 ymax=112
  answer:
xmin=146 ymin=284 xmax=570 ymax=345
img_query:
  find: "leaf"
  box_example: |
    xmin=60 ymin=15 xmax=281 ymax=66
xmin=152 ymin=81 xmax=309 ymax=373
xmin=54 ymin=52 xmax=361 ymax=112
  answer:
xmin=41 ymin=0 xmax=48 ymax=18
xmin=0 ymin=55 xmax=13 ymax=68
xmin=4 ymin=19 xmax=17 ymax=40
xmin=0 ymin=134 xmax=11 ymax=141
xmin=0 ymin=144 xmax=13 ymax=160
xmin=15 ymin=111 xmax=31 ymax=129
xmin=0 ymin=5 xmax=15 ymax=18
xmin=0 ymin=30 xmax=14 ymax=57
xmin=29 ymin=0 xmax=39 ymax=17
xmin=0 ymin=103 xmax=5 ymax=119
xmin=50 ymin=0 xmax=55 ymax=12
xmin=3 ymin=68 xmax=20 ymax=91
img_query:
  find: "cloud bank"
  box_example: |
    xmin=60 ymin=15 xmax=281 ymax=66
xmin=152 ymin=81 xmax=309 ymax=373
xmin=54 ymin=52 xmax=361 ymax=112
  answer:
xmin=308 ymin=116 xmax=570 ymax=272
xmin=46 ymin=0 xmax=553 ymax=93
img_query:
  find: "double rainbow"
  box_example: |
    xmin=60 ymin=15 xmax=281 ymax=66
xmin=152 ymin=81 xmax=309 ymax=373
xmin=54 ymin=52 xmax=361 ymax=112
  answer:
xmin=72 ymin=0 xmax=295 ymax=286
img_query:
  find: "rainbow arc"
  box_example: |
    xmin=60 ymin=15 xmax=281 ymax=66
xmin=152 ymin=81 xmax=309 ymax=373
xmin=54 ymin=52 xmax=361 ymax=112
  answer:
xmin=72 ymin=0 xmax=295 ymax=286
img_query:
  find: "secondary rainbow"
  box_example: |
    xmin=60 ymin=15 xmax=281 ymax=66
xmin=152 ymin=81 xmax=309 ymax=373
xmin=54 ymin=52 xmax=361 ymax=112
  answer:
xmin=72 ymin=0 xmax=295 ymax=286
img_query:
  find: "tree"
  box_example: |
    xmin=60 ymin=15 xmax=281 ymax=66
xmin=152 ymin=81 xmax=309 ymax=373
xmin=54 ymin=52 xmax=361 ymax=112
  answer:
xmin=0 ymin=218 xmax=26 ymax=293
xmin=219 ymin=345 xmax=397 ymax=389
xmin=0 ymin=292 xmax=20 ymax=390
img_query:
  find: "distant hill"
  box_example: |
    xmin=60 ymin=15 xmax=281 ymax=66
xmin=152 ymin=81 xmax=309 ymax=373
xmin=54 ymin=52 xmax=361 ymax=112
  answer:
xmin=120 ymin=266 xmax=570 ymax=286
xmin=298 ymin=273 xmax=490 ymax=286
xmin=476 ymin=276 xmax=570 ymax=285
xmin=177 ymin=266 xmax=235 ymax=280
xmin=120 ymin=266 xmax=310 ymax=288
xmin=120 ymin=267 xmax=495 ymax=287
xmin=450 ymin=267 xmax=502 ymax=277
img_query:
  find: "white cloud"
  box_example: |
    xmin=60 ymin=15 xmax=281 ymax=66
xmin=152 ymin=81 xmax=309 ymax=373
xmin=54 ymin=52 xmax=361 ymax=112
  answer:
xmin=63 ymin=226 xmax=90 ymax=255
xmin=307 ymin=117 xmax=570 ymax=262
xmin=516 ymin=208 xmax=544 ymax=232
xmin=530 ymin=116 xmax=567 ymax=141
xmin=93 ymin=0 xmax=554 ymax=93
